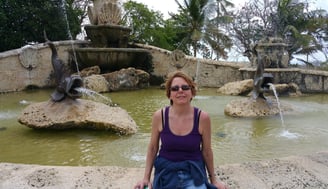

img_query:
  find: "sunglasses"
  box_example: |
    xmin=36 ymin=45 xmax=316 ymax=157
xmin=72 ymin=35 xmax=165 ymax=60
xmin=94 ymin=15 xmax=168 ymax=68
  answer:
xmin=170 ymin=85 xmax=191 ymax=91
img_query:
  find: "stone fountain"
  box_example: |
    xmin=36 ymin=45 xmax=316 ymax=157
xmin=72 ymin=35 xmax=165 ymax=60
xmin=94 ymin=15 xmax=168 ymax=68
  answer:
xmin=18 ymin=37 xmax=138 ymax=134
xmin=244 ymin=37 xmax=289 ymax=68
xmin=223 ymin=37 xmax=295 ymax=117
xmin=18 ymin=41 xmax=138 ymax=134
xmin=17 ymin=1 xmax=142 ymax=134
xmin=73 ymin=0 xmax=150 ymax=72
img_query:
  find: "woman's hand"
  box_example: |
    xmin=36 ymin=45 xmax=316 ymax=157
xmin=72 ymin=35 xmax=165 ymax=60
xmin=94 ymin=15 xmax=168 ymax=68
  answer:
xmin=134 ymin=179 xmax=152 ymax=189
xmin=213 ymin=180 xmax=228 ymax=189
xmin=212 ymin=181 xmax=229 ymax=189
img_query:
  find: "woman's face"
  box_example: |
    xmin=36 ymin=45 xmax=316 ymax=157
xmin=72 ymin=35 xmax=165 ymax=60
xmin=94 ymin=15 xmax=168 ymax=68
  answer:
xmin=169 ymin=77 xmax=193 ymax=105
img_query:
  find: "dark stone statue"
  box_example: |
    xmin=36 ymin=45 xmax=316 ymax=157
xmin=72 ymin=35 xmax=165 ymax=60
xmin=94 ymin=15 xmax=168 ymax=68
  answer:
xmin=44 ymin=33 xmax=83 ymax=102
xmin=251 ymin=45 xmax=273 ymax=100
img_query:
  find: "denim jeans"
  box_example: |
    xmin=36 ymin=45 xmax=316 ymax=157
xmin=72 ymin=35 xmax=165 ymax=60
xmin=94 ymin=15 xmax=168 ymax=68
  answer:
xmin=176 ymin=170 xmax=207 ymax=189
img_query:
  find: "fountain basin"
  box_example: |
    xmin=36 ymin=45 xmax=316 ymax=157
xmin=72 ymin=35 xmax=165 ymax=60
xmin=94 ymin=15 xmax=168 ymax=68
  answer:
xmin=84 ymin=24 xmax=131 ymax=48
xmin=1 ymin=88 xmax=328 ymax=167
xmin=73 ymin=48 xmax=150 ymax=72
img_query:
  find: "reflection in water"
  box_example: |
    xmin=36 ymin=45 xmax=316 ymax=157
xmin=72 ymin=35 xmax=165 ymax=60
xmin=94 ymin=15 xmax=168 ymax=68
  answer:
xmin=78 ymin=137 xmax=99 ymax=165
xmin=0 ymin=88 xmax=328 ymax=167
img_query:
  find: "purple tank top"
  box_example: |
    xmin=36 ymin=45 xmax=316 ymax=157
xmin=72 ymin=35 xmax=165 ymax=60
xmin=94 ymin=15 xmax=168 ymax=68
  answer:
xmin=158 ymin=106 xmax=203 ymax=162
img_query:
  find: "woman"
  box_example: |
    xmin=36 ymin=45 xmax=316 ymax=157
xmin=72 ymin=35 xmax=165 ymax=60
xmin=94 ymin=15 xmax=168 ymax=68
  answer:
xmin=134 ymin=71 xmax=227 ymax=189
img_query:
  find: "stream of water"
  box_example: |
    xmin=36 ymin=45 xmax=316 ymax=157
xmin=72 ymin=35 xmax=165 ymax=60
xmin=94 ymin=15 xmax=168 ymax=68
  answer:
xmin=0 ymin=88 xmax=328 ymax=167
xmin=269 ymin=83 xmax=302 ymax=139
xmin=75 ymin=87 xmax=113 ymax=105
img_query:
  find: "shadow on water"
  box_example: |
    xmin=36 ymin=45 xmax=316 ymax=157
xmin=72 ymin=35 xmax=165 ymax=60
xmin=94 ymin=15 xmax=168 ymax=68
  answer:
xmin=1 ymin=88 xmax=328 ymax=167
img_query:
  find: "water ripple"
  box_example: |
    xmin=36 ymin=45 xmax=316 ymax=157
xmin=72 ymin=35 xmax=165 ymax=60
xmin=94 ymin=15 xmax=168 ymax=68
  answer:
xmin=278 ymin=129 xmax=302 ymax=139
xmin=0 ymin=111 xmax=17 ymax=120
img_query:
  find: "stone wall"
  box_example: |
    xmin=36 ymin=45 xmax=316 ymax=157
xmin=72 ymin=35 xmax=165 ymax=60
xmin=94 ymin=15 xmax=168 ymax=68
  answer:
xmin=240 ymin=68 xmax=328 ymax=93
xmin=0 ymin=41 xmax=87 ymax=92
xmin=0 ymin=41 xmax=328 ymax=93
xmin=135 ymin=43 xmax=247 ymax=87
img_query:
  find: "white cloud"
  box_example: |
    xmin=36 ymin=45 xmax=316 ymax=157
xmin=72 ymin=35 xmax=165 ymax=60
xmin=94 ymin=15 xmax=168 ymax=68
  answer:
xmin=309 ymin=0 xmax=328 ymax=10
xmin=130 ymin=0 xmax=247 ymax=18
xmin=131 ymin=0 xmax=328 ymax=18
xmin=128 ymin=0 xmax=178 ymax=18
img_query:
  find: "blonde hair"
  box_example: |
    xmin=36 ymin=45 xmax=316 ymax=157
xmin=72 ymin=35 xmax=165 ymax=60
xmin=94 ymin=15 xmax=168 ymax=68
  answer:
xmin=165 ymin=71 xmax=197 ymax=104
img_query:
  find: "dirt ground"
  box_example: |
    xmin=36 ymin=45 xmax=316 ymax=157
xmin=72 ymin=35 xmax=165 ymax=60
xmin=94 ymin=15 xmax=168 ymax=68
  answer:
xmin=1 ymin=151 xmax=328 ymax=189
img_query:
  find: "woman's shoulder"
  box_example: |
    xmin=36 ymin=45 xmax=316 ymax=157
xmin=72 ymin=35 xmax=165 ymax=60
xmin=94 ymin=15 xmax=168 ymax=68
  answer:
xmin=153 ymin=106 xmax=168 ymax=119
xmin=152 ymin=107 xmax=168 ymax=132
xmin=153 ymin=109 xmax=162 ymax=118
xmin=194 ymin=107 xmax=209 ymax=116
xmin=195 ymin=107 xmax=210 ymax=122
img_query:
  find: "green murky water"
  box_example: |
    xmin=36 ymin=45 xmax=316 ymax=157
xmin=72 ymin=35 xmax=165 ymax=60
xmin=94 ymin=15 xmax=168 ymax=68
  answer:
xmin=1 ymin=88 xmax=328 ymax=167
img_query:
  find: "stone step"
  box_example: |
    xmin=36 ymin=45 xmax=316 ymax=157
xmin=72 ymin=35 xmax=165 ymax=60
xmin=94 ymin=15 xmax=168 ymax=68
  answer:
xmin=1 ymin=151 xmax=328 ymax=189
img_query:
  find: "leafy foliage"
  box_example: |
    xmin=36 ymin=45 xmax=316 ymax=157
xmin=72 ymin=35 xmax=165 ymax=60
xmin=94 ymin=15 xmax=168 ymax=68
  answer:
xmin=2 ymin=0 xmax=327 ymax=66
xmin=123 ymin=1 xmax=178 ymax=51
xmin=170 ymin=0 xmax=233 ymax=58
xmin=230 ymin=0 xmax=328 ymax=65
xmin=0 ymin=0 xmax=84 ymax=52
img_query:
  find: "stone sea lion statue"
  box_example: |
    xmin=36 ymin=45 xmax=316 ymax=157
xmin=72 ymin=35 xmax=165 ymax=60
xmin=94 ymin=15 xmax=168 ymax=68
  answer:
xmin=251 ymin=45 xmax=273 ymax=100
xmin=44 ymin=32 xmax=83 ymax=102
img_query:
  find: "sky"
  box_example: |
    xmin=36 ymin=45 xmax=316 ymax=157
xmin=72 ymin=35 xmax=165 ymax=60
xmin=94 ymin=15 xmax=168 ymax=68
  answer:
xmin=130 ymin=0 xmax=328 ymax=19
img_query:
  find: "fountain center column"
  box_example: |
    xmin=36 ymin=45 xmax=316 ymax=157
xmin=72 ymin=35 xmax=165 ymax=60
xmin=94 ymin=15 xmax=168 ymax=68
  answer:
xmin=72 ymin=0 xmax=150 ymax=73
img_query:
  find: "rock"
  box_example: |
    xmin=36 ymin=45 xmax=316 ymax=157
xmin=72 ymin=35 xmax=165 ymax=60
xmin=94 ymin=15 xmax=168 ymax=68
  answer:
xmin=18 ymin=98 xmax=138 ymax=135
xmin=83 ymin=74 xmax=109 ymax=93
xmin=136 ymin=69 xmax=150 ymax=88
xmin=224 ymin=97 xmax=294 ymax=117
xmin=79 ymin=67 xmax=150 ymax=92
xmin=217 ymin=79 xmax=302 ymax=97
xmin=79 ymin=66 xmax=101 ymax=77
xmin=217 ymin=79 xmax=253 ymax=96
xmin=102 ymin=67 xmax=149 ymax=91
xmin=272 ymin=83 xmax=302 ymax=97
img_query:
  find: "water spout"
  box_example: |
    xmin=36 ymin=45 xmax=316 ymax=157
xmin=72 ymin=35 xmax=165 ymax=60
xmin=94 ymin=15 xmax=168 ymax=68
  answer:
xmin=268 ymin=83 xmax=285 ymax=126
xmin=269 ymin=83 xmax=301 ymax=139
xmin=75 ymin=87 xmax=113 ymax=106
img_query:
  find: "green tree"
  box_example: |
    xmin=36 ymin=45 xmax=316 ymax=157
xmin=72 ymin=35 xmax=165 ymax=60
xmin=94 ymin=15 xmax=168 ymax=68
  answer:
xmin=231 ymin=0 xmax=278 ymax=57
xmin=272 ymin=0 xmax=317 ymax=62
xmin=123 ymin=1 xmax=178 ymax=50
xmin=212 ymin=0 xmax=234 ymax=60
xmin=0 ymin=0 xmax=84 ymax=52
xmin=172 ymin=0 xmax=208 ymax=57
xmin=211 ymin=0 xmax=234 ymax=59
xmin=171 ymin=0 xmax=232 ymax=58
xmin=231 ymin=0 xmax=328 ymax=65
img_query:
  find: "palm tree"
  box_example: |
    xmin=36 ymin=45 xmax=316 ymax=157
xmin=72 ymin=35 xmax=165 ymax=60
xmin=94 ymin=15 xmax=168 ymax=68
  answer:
xmin=231 ymin=0 xmax=328 ymax=66
xmin=273 ymin=0 xmax=325 ymax=63
xmin=172 ymin=0 xmax=232 ymax=58
xmin=212 ymin=0 xmax=234 ymax=59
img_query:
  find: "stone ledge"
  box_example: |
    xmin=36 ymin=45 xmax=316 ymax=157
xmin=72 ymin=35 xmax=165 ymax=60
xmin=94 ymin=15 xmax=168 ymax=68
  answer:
xmin=1 ymin=151 xmax=327 ymax=189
